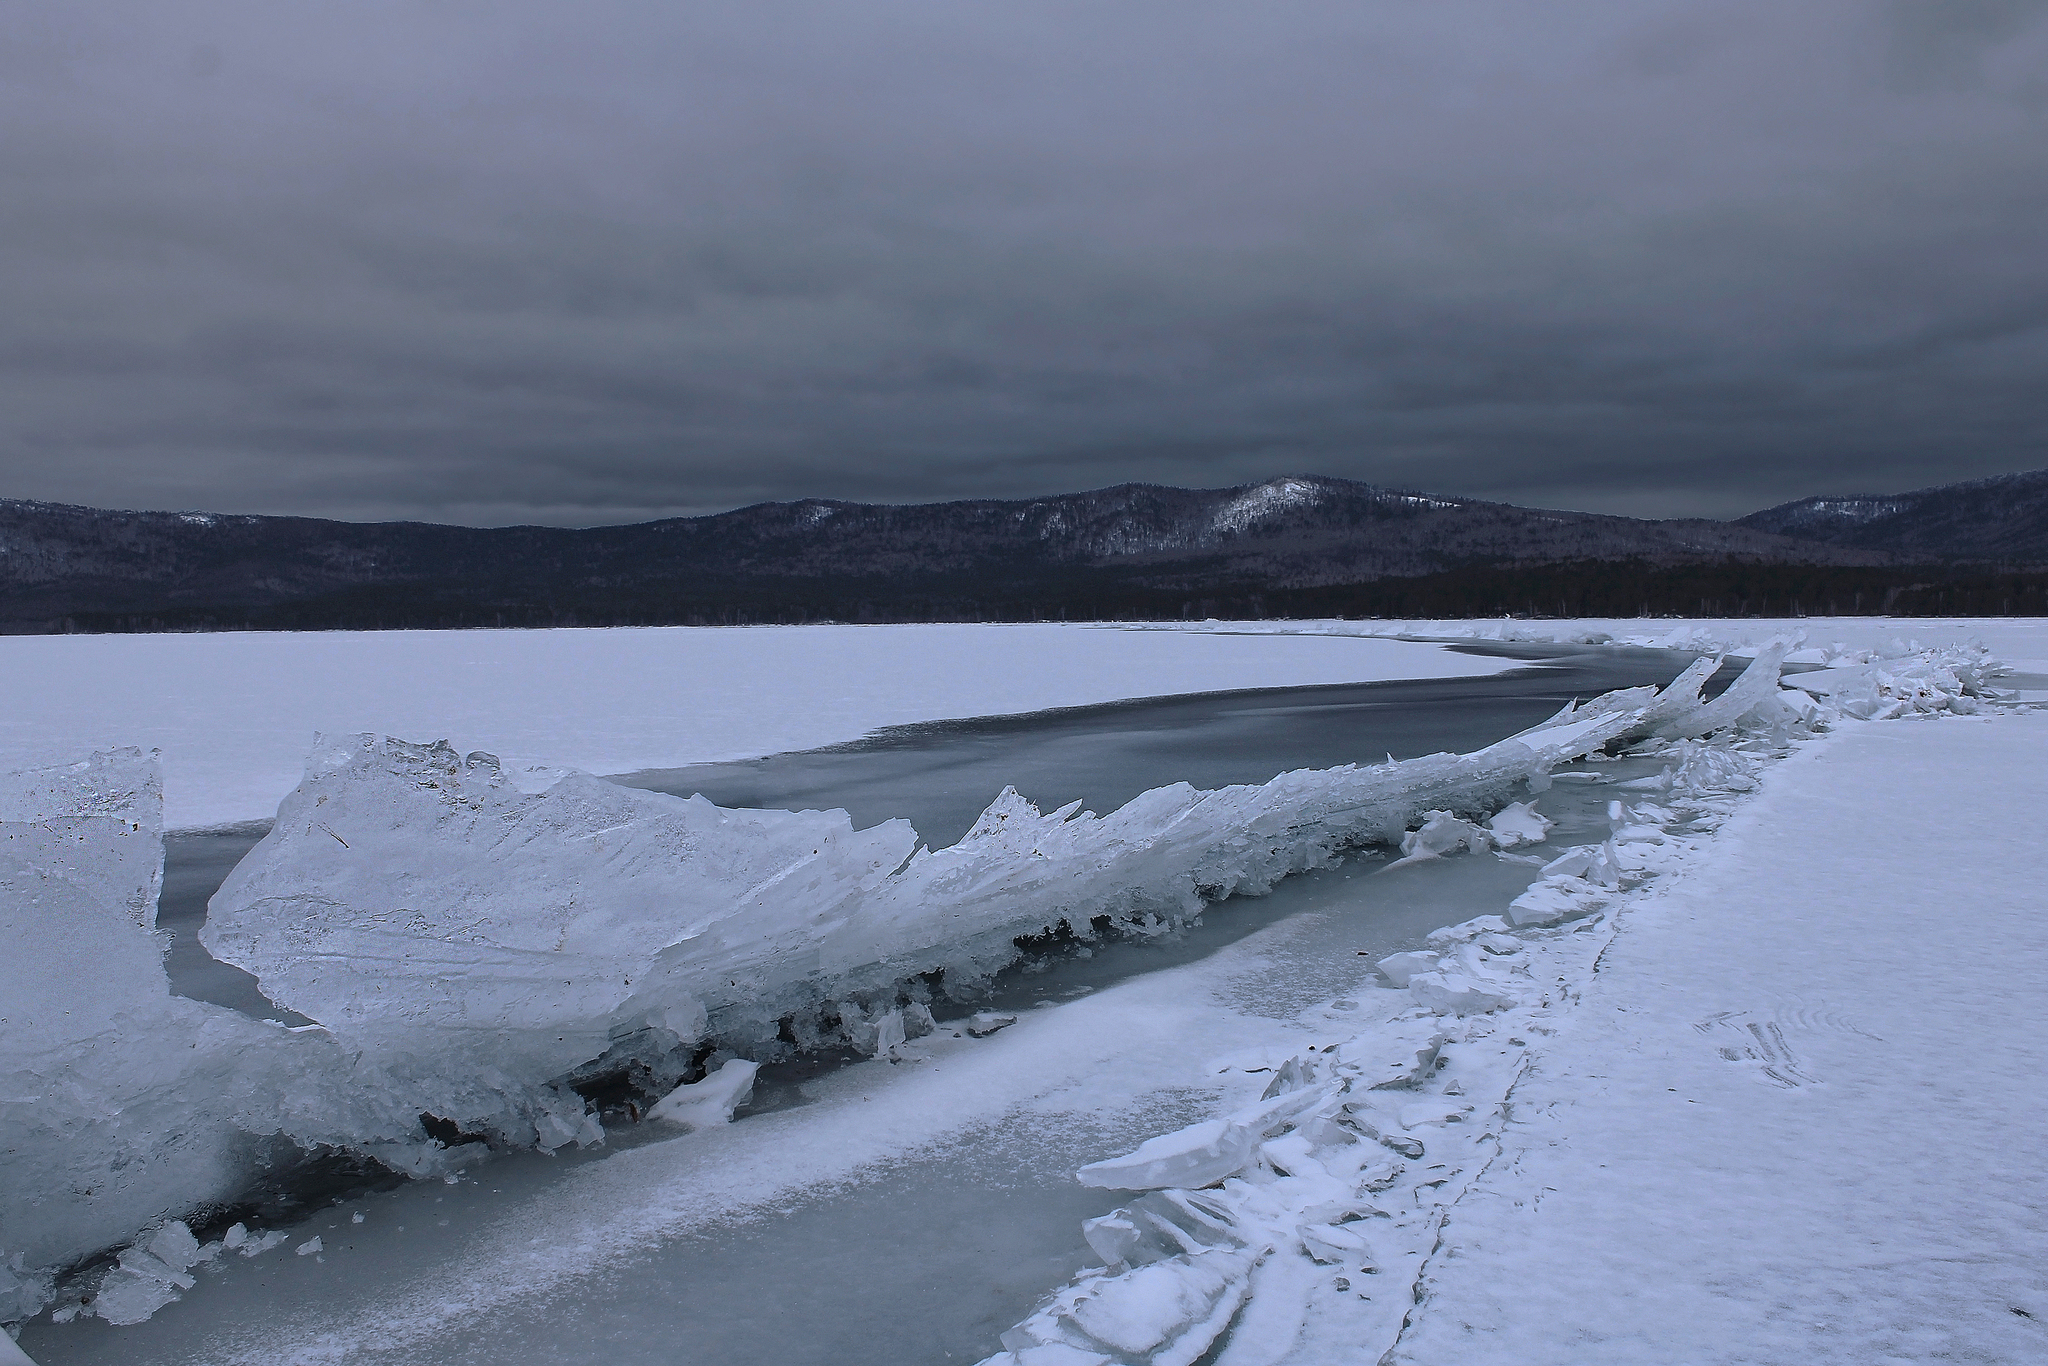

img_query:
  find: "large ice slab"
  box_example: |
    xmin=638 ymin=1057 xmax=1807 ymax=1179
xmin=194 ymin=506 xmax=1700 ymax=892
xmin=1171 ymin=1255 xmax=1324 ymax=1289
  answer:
xmin=0 ymin=753 xmax=273 ymax=1293
xmin=0 ymin=750 xmax=529 ymax=1328
xmin=204 ymin=736 xmax=918 ymax=1103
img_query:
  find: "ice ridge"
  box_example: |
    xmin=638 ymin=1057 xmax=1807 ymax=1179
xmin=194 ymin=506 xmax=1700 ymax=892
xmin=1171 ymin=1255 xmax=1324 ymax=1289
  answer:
xmin=199 ymin=653 xmax=1785 ymax=1143
xmin=3 ymin=647 xmax=1809 ymax=1330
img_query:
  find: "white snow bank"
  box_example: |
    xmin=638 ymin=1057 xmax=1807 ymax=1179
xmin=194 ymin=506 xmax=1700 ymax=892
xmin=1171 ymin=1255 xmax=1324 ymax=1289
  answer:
xmin=980 ymin=942 xmax=1563 ymax=1366
xmin=0 ymin=624 xmax=1513 ymax=830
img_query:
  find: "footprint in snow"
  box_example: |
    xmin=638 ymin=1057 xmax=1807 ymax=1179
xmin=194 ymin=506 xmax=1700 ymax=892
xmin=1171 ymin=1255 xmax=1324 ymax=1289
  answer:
xmin=1692 ymin=1012 xmax=1818 ymax=1088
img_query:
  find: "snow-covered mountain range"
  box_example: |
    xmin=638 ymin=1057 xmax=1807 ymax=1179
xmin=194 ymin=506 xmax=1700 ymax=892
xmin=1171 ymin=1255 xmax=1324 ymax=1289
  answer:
xmin=1738 ymin=467 xmax=2048 ymax=562
xmin=1 ymin=470 xmax=2041 ymax=631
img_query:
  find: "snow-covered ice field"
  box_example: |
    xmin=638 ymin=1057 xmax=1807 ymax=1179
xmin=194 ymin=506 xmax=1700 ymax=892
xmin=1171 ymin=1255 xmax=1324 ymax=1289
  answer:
xmin=5 ymin=616 xmax=2043 ymax=1365
xmin=1387 ymin=709 xmax=2048 ymax=1364
xmin=0 ymin=624 xmax=1513 ymax=830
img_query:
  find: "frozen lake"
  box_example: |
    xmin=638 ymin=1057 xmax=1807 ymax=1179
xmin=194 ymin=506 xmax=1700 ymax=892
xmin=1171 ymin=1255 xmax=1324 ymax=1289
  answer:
xmin=0 ymin=623 xmax=1519 ymax=830
xmin=150 ymin=642 xmax=1705 ymax=1020
xmin=26 ymin=643 xmax=1716 ymax=1366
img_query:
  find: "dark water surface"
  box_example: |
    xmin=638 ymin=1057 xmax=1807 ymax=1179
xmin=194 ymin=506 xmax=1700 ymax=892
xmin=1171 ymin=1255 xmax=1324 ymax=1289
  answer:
xmin=613 ymin=641 xmax=1713 ymax=846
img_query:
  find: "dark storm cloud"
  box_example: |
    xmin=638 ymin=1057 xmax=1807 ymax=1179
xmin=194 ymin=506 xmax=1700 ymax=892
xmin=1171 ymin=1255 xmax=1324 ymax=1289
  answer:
xmin=2 ymin=1 xmax=2046 ymax=524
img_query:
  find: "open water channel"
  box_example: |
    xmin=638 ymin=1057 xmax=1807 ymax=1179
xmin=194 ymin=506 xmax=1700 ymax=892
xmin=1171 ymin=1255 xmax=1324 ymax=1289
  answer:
xmin=23 ymin=641 xmax=1728 ymax=1366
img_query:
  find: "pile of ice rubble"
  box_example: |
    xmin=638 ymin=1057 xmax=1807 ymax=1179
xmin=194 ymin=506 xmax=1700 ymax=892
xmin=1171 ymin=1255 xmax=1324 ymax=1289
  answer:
xmin=0 ymin=640 xmax=2007 ymax=1336
xmin=969 ymin=643 xmax=2016 ymax=1366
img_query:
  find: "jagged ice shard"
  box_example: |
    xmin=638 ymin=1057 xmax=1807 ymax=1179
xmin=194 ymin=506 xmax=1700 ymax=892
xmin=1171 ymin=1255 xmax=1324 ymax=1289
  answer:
xmin=205 ymin=648 xmax=1787 ymax=1144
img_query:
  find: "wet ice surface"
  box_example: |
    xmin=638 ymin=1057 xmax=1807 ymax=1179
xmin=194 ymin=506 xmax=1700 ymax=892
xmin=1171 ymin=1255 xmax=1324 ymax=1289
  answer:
xmin=155 ymin=829 xmax=310 ymax=1025
xmin=39 ymin=647 xmax=1711 ymax=1366
xmin=614 ymin=642 xmax=1708 ymax=847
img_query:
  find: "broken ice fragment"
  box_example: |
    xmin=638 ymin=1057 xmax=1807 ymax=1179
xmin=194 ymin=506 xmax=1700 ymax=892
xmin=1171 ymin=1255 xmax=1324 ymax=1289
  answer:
xmin=1398 ymin=1101 xmax=1474 ymax=1129
xmin=1077 ymin=1084 xmax=1334 ymax=1191
xmin=1336 ymin=1107 xmax=1426 ymax=1159
xmin=872 ymin=1009 xmax=908 ymax=1061
xmin=1299 ymin=1221 xmax=1375 ymax=1265
xmin=1375 ymin=950 xmax=1438 ymax=987
xmin=1426 ymin=915 xmax=1513 ymax=946
xmin=1076 ymin=1119 xmax=1253 ymax=1193
xmin=1407 ymin=971 xmax=1516 ymax=1016
xmin=1365 ymin=1027 xmax=1453 ymax=1090
xmin=977 ymin=1347 xmax=1118 ymax=1366
xmin=965 ymin=1012 xmax=1018 ymax=1038
xmin=1508 ymin=877 xmax=1602 ymax=927
xmin=648 ymin=1059 xmax=759 ymax=1130
xmin=237 ymin=1230 xmax=289 ymax=1257
xmin=1257 ymin=1055 xmax=1316 ymax=1100
xmin=115 ymin=1247 xmax=194 ymax=1292
xmin=996 ymin=1248 xmax=1255 ymax=1366
xmin=1389 ymin=810 xmax=1492 ymax=867
xmin=89 ymin=1270 xmax=184 ymax=1326
xmin=1540 ymin=841 xmax=1623 ymax=889
xmin=296 ymin=1237 xmax=323 ymax=1256
xmin=1486 ymin=801 xmax=1553 ymax=849
xmin=1081 ymin=1190 xmax=1245 ymax=1271
xmin=146 ymin=1221 xmax=201 ymax=1271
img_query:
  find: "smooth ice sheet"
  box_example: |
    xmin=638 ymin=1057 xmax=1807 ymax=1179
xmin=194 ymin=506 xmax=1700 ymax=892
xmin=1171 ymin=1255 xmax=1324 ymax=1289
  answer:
xmin=0 ymin=624 xmax=1513 ymax=830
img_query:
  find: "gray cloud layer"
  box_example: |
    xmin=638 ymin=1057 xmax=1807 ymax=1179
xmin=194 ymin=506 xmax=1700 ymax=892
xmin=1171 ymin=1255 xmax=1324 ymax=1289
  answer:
xmin=4 ymin=1 xmax=2046 ymax=524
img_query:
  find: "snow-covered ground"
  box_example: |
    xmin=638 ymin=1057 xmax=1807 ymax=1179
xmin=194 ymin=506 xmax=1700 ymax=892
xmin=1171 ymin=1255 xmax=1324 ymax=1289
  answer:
xmin=0 ymin=625 xmax=1513 ymax=831
xmin=1381 ymin=708 xmax=2048 ymax=1364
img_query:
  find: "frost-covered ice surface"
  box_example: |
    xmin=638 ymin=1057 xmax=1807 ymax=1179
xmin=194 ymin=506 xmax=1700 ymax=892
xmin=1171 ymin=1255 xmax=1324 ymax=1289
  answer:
xmin=0 ymin=624 xmax=1512 ymax=830
xmin=974 ymin=656 xmax=2043 ymax=1365
xmin=8 ymin=625 xmax=2032 ymax=1361
xmin=1 ymin=638 xmax=1749 ymax=1338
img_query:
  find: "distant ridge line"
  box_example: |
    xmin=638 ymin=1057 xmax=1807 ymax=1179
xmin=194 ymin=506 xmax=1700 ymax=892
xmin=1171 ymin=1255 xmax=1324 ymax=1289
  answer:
xmin=3 ymin=470 xmax=2045 ymax=632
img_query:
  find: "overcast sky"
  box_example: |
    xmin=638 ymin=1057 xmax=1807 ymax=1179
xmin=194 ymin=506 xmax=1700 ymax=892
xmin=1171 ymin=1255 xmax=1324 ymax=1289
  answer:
xmin=4 ymin=2 xmax=2046 ymax=526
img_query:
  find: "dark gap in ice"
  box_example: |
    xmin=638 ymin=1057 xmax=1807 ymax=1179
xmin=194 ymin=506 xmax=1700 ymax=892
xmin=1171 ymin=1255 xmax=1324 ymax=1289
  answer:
xmin=611 ymin=641 xmax=1724 ymax=847
xmin=418 ymin=1114 xmax=492 ymax=1149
